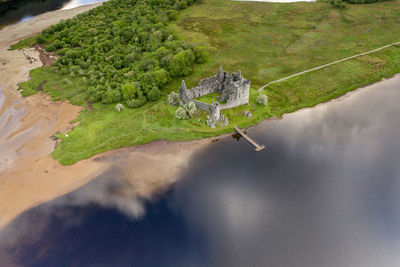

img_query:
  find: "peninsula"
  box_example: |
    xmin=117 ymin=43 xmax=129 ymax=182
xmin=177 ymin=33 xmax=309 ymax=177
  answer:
xmin=7 ymin=0 xmax=400 ymax=165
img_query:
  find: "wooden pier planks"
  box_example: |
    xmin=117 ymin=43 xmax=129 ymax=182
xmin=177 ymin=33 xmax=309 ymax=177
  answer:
xmin=234 ymin=126 xmax=265 ymax=152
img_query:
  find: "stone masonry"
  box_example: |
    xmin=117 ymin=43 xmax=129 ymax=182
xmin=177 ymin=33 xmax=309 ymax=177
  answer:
xmin=179 ymin=66 xmax=250 ymax=123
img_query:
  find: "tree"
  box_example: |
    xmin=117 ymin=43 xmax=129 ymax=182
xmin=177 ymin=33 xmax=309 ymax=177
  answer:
xmin=45 ymin=44 xmax=56 ymax=52
xmin=174 ymin=0 xmax=187 ymax=10
xmin=115 ymin=103 xmax=124 ymax=112
xmin=170 ymin=50 xmax=195 ymax=77
xmin=167 ymin=92 xmax=179 ymax=105
xmin=187 ymin=101 xmax=196 ymax=112
xmin=166 ymin=10 xmax=178 ymax=21
xmin=186 ymin=101 xmax=197 ymax=118
xmin=121 ymin=83 xmax=141 ymax=100
xmin=102 ymin=89 xmax=121 ymax=104
xmin=126 ymin=53 xmax=137 ymax=63
xmin=193 ymin=46 xmax=210 ymax=64
xmin=127 ymin=97 xmax=146 ymax=108
xmin=30 ymin=0 xmax=203 ymax=107
xmin=147 ymin=87 xmax=161 ymax=101
xmin=36 ymin=35 xmax=46 ymax=44
xmin=175 ymin=106 xmax=188 ymax=119
xmin=330 ymin=0 xmax=346 ymax=8
xmin=53 ymin=40 xmax=64 ymax=49
xmin=257 ymin=94 xmax=268 ymax=106
xmin=153 ymin=69 xmax=170 ymax=87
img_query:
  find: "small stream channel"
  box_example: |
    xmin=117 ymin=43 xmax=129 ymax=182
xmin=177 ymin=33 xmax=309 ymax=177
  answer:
xmin=0 ymin=76 xmax=400 ymax=266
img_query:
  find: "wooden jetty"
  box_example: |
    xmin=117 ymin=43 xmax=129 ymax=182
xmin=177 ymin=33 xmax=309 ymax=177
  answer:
xmin=234 ymin=126 xmax=265 ymax=152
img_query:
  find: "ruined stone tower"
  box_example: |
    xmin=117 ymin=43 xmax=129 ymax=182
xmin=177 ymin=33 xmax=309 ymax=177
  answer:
xmin=178 ymin=67 xmax=250 ymax=122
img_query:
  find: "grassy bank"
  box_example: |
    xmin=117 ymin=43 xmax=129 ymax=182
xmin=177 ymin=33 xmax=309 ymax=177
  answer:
xmin=17 ymin=0 xmax=400 ymax=165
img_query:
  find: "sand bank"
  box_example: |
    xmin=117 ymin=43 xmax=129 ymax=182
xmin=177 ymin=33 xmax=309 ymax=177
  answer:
xmin=0 ymin=4 xmax=214 ymax=229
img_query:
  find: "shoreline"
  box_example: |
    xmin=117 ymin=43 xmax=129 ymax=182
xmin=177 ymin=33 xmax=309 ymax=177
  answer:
xmin=1 ymin=1 xmax=400 ymax=230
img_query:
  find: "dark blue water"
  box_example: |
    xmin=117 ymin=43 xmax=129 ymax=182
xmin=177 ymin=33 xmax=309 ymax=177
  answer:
xmin=1 ymin=77 xmax=400 ymax=267
xmin=8 ymin=202 xmax=206 ymax=266
xmin=0 ymin=0 xmax=105 ymax=29
xmin=0 ymin=171 xmax=210 ymax=266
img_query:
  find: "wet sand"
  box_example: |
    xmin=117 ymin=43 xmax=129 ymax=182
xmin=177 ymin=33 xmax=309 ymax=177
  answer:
xmin=0 ymin=4 xmax=214 ymax=229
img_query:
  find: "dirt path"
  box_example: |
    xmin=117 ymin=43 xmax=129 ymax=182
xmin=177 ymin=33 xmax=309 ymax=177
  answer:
xmin=258 ymin=41 xmax=400 ymax=91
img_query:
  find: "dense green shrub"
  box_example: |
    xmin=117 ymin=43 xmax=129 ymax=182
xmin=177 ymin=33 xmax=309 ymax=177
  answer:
xmin=36 ymin=0 xmax=203 ymax=108
xmin=147 ymin=87 xmax=161 ymax=101
xmin=257 ymin=94 xmax=268 ymax=106
xmin=114 ymin=103 xmax=124 ymax=112
xmin=193 ymin=46 xmax=210 ymax=63
xmin=127 ymin=97 xmax=147 ymax=108
xmin=330 ymin=0 xmax=346 ymax=8
xmin=36 ymin=35 xmax=46 ymax=44
xmin=45 ymin=44 xmax=56 ymax=52
xmin=175 ymin=106 xmax=188 ymax=119
xmin=167 ymin=91 xmax=179 ymax=105
xmin=321 ymin=0 xmax=392 ymax=4
xmin=170 ymin=49 xmax=195 ymax=77
xmin=175 ymin=101 xmax=197 ymax=119
xmin=345 ymin=0 xmax=390 ymax=3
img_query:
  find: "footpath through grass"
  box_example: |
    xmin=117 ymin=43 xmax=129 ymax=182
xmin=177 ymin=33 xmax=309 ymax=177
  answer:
xmin=18 ymin=0 xmax=400 ymax=165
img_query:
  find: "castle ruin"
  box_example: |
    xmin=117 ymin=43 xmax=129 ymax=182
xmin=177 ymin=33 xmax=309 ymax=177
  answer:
xmin=179 ymin=66 xmax=250 ymax=125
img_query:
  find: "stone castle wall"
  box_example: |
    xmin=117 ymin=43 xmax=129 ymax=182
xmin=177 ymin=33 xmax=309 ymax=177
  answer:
xmin=219 ymin=71 xmax=250 ymax=110
xmin=191 ymin=99 xmax=214 ymax=111
xmin=179 ymin=67 xmax=250 ymax=123
xmin=184 ymin=72 xmax=223 ymax=99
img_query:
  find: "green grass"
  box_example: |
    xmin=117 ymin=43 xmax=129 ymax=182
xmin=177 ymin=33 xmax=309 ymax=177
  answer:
xmin=267 ymin=46 xmax=400 ymax=116
xmin=50 ymin=85 xmax=273 ymax=165
xmin=9 ymin=35 xmax=37 ymax=50
xmin=195 ymin=91 xmax=221 ymax=104
xmin=18 ymin=68 xmax=88 ymax=105
xmin=18 ymin=0 xmax=400 ymax=165
xmin=169 ymin=0 xmax=400 ymax=89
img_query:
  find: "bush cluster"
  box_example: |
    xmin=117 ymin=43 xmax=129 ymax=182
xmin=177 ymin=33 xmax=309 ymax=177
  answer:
xmin=330 ymin=0 xmax=346 ymax=8
xmin=345 ymin=0 xmax=390 ymax=3
xmin=257 ymin=94 xmax=268 ymax=106
xmin=36 ymin=0 xmax=208 ymax=107
xmin=167 ymin=91 xmax=179 ymax=105
xmin=175 ymin=101 xmax=197 ymax=119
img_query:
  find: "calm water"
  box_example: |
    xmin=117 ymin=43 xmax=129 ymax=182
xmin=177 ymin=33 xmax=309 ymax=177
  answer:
xmin=1 ymin=76 xmax=400 ymax=266
xmin=0 ymin=0 xmax=105 ymax=29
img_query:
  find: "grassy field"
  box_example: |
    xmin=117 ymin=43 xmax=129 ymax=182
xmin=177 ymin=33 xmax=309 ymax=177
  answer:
xmin=169 ymin=0 xmax=400 ymax=89
xmin=18 ymin=0 xmax=400 ymax=164
xmin=195 ymin=91 xmax=221 ymax=104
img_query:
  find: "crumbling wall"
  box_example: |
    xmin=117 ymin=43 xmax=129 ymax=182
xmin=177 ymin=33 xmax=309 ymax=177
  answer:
xmin=186 ymin=85 xmax=215 ymax=98
xmin=179 ymin=80 xmax=192 ymax=103
xmin=178 ymin=66 xmax=250 ymax=123
xmin=191 ymin=99 xmax=213 ymax=111
xmin=184 ymin=69 xmax=226 ymax=99
xmin=218 ymin=70 xmax=250 ymax=109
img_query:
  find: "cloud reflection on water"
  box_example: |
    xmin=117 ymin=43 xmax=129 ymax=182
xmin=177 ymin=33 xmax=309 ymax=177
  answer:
xmin=62 ymin=0 xmax=107 ymax=10
xmin=1 ymin=77 xmax=400 ymax=266
xmin=170 ymin=76 xmax=400 ymax=267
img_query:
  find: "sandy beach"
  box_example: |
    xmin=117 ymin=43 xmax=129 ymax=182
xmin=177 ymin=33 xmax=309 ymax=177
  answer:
xmin=0 ymin=4 xmax=214 ymax=229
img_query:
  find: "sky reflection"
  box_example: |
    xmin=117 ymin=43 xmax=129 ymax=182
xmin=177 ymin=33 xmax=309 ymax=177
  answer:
xmin=1 ymin=77 xmax=400 ymax=266
xmin=171 ymin=77 xmax=400 ymax=267
xmin=62 ymin=0 xmax=107 ymax=10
